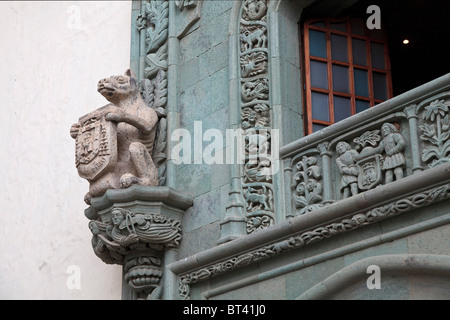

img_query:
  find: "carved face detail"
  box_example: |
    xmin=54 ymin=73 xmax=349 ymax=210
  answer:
xmin=97 ymin=69 xmax=138 ymax=103
xmin=336 ymin=141 xmax=351 ymax=155
xmin=111 ymin=209 xmax=124 ymax=226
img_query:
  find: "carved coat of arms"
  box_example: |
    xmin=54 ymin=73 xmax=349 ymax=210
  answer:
xmin=357 ymin=154 xmax=383 ymax=191
xmin=75 ymin=105 xmax=117 ymax=181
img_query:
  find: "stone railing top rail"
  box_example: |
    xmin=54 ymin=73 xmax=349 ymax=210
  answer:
xmin=280 ymin=73 xmax=450 ymax=159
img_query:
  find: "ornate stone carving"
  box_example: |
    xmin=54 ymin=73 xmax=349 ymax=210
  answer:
xmin=145 ymin=1 xmax=169 ymax=54
xmin=178 ymin=181 xmax=450 ymax=299
xmin=239 ymin=0 xmax=274 ymax=233
xmin=139 ymin=0 xmax=170 ymax=186
xmin=242 ymin=0 xmax=268 ymax=21
xmin=71 ymin=69 xmax=159 ymax=204
xmin=291 ymin=156 xmax=323 ymax=215
xmin=175 ymin=0 xmax=197 ymax=11
xmin=335 ymin=123 xmax=406 ymax=199
xmin=240 ymin=52 xmax=268 ymax=78
xmin=335 ymin=142 xmax=360 ymax=197
xmin=89 ymin=206 xmax=182 ymax=299
xmin=419 ymin=99 xmax=450 ymax=167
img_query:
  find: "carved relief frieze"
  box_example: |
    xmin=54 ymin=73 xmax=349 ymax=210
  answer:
xmin=178 ymin=181 xmax=450 ymax=299
xmin=239 ymin=0 xmax=274 ymax=233
xmin=89 ymin=207 xmax=182 ymax=299
xmin=334 ymin=122 xmax=407 ymax=199
xmin=419 ymin=98 xmax=450 ymax=168
xmin=291 ymin=155 xmax=323 ymax=215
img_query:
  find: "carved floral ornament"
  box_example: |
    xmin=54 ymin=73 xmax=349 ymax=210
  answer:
xmin=419 ymin=99 xmax=450 ymax=168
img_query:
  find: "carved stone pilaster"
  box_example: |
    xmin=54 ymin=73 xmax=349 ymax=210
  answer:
xmin=238 ymin=0 xmax=275 ymax=233
xmin=86 ymin=185 xmax=193 ymax=300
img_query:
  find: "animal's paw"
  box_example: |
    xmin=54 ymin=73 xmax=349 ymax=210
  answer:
xmin=120 ymin=173 xmax=139 ymax=189
xmin=84 ymin=192 xmax=92 ymax=205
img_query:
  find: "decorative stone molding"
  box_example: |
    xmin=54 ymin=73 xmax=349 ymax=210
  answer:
xmin=238 ymin=0 xmax=275 ymax=234
xmin=175 ymin=170 xmax=450 ymax=299
xmin=297 ymin=254 xmax=450 ymax=300
xmin=86 ymin=185 xmax=193 ymax=299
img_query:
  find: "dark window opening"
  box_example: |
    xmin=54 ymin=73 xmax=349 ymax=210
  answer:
xmin=300 ymin=0 xmax=450 ymax=135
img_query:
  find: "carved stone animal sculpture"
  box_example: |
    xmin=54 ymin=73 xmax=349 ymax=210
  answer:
xmin=71 ymin=69 xmax=158 ymax=204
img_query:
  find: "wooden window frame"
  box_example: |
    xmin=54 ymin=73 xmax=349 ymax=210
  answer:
xmin=302 ymin=17 xmax=393 ymax=135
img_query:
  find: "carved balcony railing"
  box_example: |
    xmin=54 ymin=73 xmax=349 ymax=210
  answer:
xmin=169 ymin=74 xmax=450 ymax=300
xmin=280 ymin=73 xmax=450 ymax=218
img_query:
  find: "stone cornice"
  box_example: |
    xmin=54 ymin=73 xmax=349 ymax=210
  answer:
xmin=168 ymin=162 xmax=450 ymax=298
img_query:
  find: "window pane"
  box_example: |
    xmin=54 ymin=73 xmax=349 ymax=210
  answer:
xmin=331 ymin=22 xmax=346 ymax=32
xmin=354 ymin=69 xmax=369 ymax=97
xmin=310 ymin=61 xmax=328 ymax=89
xmin=373 ymin=72 xmax=387 ymax=100
xmin=311 ymin=92 xmax=329 ymax=122
xmin=309 ymin=30 xmax=327 ymax=58
xmin=356 ymin=100 xmax=370 ymax=113
xmin=369 ymin=28 xmax=384 ymax=40
xmin=350 ymin=18 xmax=365 ymax=36
xmin=331 ymin=34 xmax=348 ymax=62
xmin=334 ymin=96 xmax=351 ymax=122
xmin=352 ymin=38 xmax=367 ymax=66
xmin=311 ymin=21 xmax=325 ymax=28
xmin=332 ymin=64 xmax=349 ymax=93
xmin=313 ymin=123 xmax=328 ymax=132
xmin=371 ymin=42 xmax=385 ymax=69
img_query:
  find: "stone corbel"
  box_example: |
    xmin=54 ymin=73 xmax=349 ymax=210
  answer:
xmin=86 ymin=185 xmax=193 ymax=299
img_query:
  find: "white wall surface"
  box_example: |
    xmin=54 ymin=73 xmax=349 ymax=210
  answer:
xmin=0 ymin=1 xmax=132 ymax=299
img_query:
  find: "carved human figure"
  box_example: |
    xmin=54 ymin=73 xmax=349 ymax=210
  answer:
xmin=375 ymin=123 xmax=406 ymax=183
xmin=336 ymin=141 xmax=360 ymax=198
xmin=110 ymin=208 xmax=140 ymax=247
xmin=70 ymin=69 xmax=159 ymax=204
xmin=110 ymin=208 xmax=182 ymax=248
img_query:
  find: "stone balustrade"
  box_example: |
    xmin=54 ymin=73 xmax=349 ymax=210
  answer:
xmin=280 ymin=73 xmax=450 ymax=218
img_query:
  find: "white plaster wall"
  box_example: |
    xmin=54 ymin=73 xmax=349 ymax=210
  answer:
xmin=0 ymin=1 xmax=132 ymax=299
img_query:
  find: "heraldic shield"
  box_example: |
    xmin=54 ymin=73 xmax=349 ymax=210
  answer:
xmin=357 ymin=154 xmax=383 ymax=191
xmin=75 ymin=105 xmax=118 ymax=181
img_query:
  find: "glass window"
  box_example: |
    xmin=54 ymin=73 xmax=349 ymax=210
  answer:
xmin=311 ymin=92 xmax=329 ymax=122
xmin=332 ymin=64 xmax=349 ymax=93
xmin=303 ymin=17 xmax=392 ymax=134
xmin=330 ymin=22 xmax=346 ymax=32
xmin=371 ymin=42 xmax=385 ymax=69
xmin=334 ymin=96 xmax=352 ymax=122
xmin=373 ymin=72 xmax=387 ymax=100
xmin=331 ymin=34 xmax=348 ymax=62
xmin=354 ymin=69 xmax=369 ymax=97
xmin=352 ymin=38 xmax=367 ymax=66
xmin=356 ymin=99 xmax=370 ymax=113
xmin=309 ymin=30 xmax=327 ymax=58
xmin=310 ymin=61 xmax=328 ymax=89
xmin=350 ymin=18 xmax=365 ymax=36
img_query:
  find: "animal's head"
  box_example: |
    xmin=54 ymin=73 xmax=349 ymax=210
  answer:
xmin=97 ymin=69 xmax=138 ymax=103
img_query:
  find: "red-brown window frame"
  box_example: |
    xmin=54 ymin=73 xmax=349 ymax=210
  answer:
xmin=302 ymin=17 xmax=393 ymax=135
